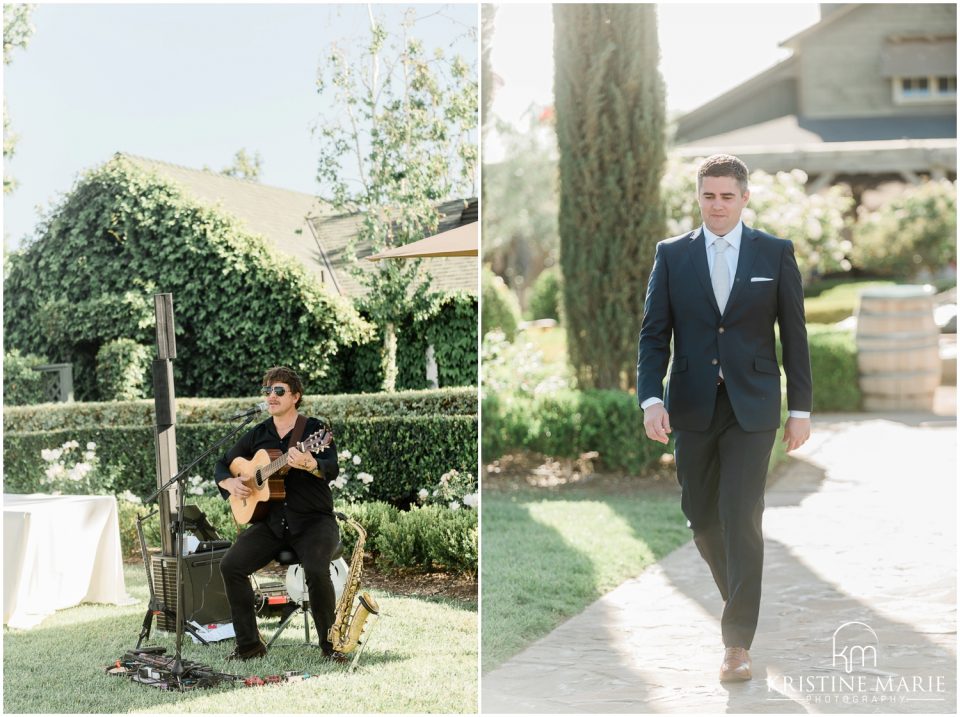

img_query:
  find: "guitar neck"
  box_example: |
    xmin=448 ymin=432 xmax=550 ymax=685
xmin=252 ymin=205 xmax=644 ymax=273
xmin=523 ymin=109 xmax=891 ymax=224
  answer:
xmin=260 ymin=442 xmax=301 ymax=481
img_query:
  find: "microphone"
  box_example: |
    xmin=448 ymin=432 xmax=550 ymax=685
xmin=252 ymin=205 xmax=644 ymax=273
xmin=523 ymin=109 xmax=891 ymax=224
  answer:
xmin=229 ymin=401 xmax=268 ymax=420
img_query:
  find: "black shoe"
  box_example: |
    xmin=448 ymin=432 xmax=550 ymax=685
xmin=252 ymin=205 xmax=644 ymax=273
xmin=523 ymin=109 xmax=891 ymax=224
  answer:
xmin=227 ymin=640 xmax=268 ymax=661
xmin=322 ymin=650 xmax=350 ymax=665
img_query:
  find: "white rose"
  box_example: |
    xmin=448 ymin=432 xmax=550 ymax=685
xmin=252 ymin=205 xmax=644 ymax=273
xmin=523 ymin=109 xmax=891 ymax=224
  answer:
xmin=358 ymin=472 xmax=373 ymax=485
xmin=462 ymin=493 xmax=478 ymax=508
xmin=41 ymin=449 xmax=57 ymax=462
xmin=448 ymin=501 xmax=460 ymax=511
xmin=340 ymin=449 xmax=352 ymax=460
xmin=418 ymin=488 xmax=429 ymax=500
xmin=352 ymin=455 xmax=361 ymax=465
xmin=86 ymin=442 xmax=97 ymax=450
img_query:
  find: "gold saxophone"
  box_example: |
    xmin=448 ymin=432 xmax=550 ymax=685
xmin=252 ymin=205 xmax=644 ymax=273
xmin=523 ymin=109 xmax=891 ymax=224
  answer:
xmin=328 ymin=512 xmax=380 ymax=654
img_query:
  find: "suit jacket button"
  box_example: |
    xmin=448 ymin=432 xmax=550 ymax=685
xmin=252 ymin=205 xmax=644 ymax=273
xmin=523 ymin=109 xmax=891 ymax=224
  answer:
xmin=711 ymin=358 xmax=719 ymax=366
xmin=718 ymin=327 xmax=725 ymax=334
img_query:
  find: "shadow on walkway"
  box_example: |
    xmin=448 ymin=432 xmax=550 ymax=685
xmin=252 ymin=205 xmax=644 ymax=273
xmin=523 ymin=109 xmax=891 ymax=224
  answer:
xmin=482 ymin=416 xmax=956 ymax=713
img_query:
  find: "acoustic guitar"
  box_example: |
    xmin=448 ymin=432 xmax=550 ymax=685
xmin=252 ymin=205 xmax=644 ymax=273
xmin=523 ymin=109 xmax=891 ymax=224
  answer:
xmin=228 ymin=428 xmax=333 ymax=525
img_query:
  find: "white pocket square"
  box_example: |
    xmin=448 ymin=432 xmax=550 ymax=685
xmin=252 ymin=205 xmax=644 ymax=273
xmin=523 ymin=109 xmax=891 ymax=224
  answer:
xmin=750 ymin=277 xmax=773 ymax=282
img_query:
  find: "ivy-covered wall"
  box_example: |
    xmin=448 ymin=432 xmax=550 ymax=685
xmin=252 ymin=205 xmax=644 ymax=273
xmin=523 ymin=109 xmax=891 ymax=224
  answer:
xmin=341 ymin=291 xmax=478 ymax=393
xmin=3 ymin=156 xmax=371 ymax=401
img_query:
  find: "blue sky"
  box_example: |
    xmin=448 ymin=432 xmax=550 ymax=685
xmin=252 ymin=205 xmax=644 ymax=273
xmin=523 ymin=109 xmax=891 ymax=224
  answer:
xmin=3 ymin=3 xmax=477 ymax=250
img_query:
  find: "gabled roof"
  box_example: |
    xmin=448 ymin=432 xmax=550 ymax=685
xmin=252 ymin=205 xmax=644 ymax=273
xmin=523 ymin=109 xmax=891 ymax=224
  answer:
xmin=120 ymin=154 xmax=476 ymax=296
xmin=779 ymin=4 xmax=860 ymax=50
xmin=307 ymin=198 xmax=478 ymax=298
xmin=121 ymin=153 xmax=331 ymax=284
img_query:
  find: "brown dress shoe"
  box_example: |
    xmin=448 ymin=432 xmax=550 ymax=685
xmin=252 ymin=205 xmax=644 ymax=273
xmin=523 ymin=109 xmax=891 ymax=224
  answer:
xmin=719 ymin=647 xmax=752 ymax=682
xmin=227 ymin=640 xmax=268 ymax=662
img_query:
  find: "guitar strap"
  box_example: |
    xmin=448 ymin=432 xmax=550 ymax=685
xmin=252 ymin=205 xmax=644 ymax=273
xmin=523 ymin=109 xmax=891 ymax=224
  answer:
xmin=268 ymin=414 xmax=309 ymax=465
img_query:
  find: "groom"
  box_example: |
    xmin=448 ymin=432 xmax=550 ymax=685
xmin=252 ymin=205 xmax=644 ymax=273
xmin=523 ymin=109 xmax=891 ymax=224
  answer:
xmin=636 ymin=154 xmax=812 ymax=682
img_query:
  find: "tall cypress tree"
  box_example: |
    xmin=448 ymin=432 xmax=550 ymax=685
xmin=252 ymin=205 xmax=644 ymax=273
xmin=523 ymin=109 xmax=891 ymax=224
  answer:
xmin=553 ymin=4 xmax=666 ymax=389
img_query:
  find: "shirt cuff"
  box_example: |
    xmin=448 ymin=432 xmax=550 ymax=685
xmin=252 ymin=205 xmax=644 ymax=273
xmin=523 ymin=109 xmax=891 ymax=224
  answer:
xmin=641 ymin=397 xmax=664 ymax=410
xmin=788 ymin=410 xmax=811 ymax=419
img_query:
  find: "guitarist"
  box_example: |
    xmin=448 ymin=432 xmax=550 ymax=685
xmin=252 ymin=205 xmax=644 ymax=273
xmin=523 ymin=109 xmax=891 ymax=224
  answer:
xmin=215 ymin=366 xmax=344 ymax=663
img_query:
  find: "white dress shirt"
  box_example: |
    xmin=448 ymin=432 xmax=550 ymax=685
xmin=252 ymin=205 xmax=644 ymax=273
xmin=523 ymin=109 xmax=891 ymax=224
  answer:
xmin=641 ymin=222 xmax=810 ymax=419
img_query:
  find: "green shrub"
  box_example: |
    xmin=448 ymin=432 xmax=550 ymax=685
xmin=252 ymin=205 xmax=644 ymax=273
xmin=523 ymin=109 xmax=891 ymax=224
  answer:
xmin=3 ymin=387 xmax=477 ymax=433
xmin=95 ymin=338 xmax=150 ymax=401
xmin=482 ymin=388 xmax=664 ymax=472
xmin=851 ymin=180 xmax=956 ymax=278
xmin=334 ymin=500 xmax=401 ymax=555
xmin=806 ymin=326 xmax=861 ymax=412
xmin=526 ymin=267 xmax=561 ymax=321
xmin=3 ymin=350 xmax=48 ymax=406
xmin=423 ymin=508 xmax=478 ymax=575
xmin=3 ymin=156 xmax=370 ymax=400
xmin=481 ymin=267 xmax=521 ymax=340
xmin=374 ymin=504 xmax=477 ymax=573
xmin=118 ymin=497 xmax=479 ymax=577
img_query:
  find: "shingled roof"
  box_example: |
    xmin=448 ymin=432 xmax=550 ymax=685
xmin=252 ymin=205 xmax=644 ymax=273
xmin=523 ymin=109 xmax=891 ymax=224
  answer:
xmin=122 ymin=154 xmax=331 ymax=285
xmin=307 ymin=198 xmax=478 ymax=298
xmin=120 ymin=154 xmax=477 ymax=296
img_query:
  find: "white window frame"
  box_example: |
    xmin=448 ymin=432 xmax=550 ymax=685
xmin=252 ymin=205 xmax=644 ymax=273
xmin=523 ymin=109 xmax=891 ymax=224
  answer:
xmin=893 ymin=75 xmax=957 ymax=105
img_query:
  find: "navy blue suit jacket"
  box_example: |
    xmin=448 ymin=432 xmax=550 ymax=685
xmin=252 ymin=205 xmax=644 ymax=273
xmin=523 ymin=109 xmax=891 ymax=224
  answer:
xmin=637 ymin=225 xmax=813 ymax=432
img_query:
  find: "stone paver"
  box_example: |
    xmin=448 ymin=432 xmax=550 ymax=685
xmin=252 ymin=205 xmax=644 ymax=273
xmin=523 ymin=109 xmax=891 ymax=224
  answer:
xmin=482 ymin=411 xmax=957 ymax=713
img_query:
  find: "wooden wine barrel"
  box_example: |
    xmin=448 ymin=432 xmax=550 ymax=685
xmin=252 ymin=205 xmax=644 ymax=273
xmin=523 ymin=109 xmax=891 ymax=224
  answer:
xmin=856 ymin=285 xmax=941 ymax=411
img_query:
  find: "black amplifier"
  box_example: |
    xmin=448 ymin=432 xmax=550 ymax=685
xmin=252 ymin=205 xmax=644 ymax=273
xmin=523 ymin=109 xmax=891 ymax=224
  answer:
xmin=150 ymin=549 xmax=232 ymax=632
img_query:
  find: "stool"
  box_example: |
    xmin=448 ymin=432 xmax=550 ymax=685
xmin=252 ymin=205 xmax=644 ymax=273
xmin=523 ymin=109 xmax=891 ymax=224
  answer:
xmin=266 ymin=542 xmax=343 ymax=648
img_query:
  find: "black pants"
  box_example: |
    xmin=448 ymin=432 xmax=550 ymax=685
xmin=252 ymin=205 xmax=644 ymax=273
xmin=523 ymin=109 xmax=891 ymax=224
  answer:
xmin=219 ymin=517 xmax=341 ymax=652
xmin=673 ymin=383 xmax=776 ymax=649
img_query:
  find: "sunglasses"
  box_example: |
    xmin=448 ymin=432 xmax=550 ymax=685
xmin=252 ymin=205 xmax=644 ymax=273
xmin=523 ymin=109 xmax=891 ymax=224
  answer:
xmin=261 ymin=385 xmax=289 ymax=397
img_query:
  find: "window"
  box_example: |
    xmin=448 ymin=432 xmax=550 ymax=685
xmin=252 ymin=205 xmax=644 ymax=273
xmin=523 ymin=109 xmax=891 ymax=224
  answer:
xmin=894 ymin=75 xmax=957 ymax=104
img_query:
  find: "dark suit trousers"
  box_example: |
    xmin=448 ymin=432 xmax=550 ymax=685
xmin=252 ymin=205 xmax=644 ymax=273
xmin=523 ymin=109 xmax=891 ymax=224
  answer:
xmin=219 ymin=517 xmax=341 ymax=652
xmin=673 ymin=383 xmax=775 ymax=649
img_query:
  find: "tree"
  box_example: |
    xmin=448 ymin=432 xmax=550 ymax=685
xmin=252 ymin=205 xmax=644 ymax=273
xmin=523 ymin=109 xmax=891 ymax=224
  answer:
xmin=315 ymin=7 xmax=477 ymax=392
xmin=553 ymin=4 xmax=666 ymax=390
xmin=207 ymin=148 xmax=263 ymax=182
xmin=4 ymin=3 xmax=35 ymax=195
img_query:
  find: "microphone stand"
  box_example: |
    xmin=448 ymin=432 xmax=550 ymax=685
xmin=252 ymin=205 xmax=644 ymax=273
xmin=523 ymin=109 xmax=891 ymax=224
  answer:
xmin=144 ymin=412 xmax=260 ymax=678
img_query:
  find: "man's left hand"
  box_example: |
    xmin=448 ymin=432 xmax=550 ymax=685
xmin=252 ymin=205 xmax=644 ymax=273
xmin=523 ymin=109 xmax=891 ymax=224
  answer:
xmin=782 ymin=417 xmax=811 ymax=452
xmin=288 ymin=446 xmax=317 ymax=472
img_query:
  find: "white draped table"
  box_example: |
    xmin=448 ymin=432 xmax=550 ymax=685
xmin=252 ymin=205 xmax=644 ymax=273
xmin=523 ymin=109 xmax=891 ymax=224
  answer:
xmin=3 ymin=493 xmax=134 ymax=629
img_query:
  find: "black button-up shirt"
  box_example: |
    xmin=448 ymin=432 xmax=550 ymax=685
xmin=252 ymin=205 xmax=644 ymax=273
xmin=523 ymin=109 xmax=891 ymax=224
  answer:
xmin=215 ymin=415 xmax=339 ymax=537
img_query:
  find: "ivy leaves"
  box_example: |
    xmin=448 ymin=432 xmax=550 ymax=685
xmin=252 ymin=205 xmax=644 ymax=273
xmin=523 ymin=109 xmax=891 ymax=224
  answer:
xmin=3 ymin=156 xmax=371 ymax=400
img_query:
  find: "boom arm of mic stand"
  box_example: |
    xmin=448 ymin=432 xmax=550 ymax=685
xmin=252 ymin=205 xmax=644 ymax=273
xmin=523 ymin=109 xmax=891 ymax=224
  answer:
xmin=146 ymin=413 xmax=259 ymax=504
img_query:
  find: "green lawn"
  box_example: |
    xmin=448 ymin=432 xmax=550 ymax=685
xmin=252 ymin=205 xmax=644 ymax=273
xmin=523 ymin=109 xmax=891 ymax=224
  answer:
xmin=3 ymin=563 xmax=477 ymax=713
xmin=803 ymin=279 xmax=896 ymax=323
xmin=480 ymin=484 xmax=688 ymax=672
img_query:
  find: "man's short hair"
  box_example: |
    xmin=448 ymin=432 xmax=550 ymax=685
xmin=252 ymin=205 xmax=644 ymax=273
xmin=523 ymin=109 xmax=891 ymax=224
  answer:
xmin=262 ymin=366 xmax=305 ymax=408
xmin=697 ymin=154 xmax=749 ymax=194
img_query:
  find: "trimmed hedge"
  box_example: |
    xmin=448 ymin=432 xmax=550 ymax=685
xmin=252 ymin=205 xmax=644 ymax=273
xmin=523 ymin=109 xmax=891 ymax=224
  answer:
xmin=3 ymin=387 xmax=477 ymax=433
xmin=482 ymin=389 xmax=663 ymax=473
xmin=4 ymin=415 xmax=477 ymax=505
xmin=483 ymin=328 xmax=862 ymax=467
xmin=807 ymin=326 xmax=861 ymax=412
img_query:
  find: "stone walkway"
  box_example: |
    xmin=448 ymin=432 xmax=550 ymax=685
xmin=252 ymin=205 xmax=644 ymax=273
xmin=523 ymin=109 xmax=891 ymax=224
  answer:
xmin=482 ymin=407 xmax=957 ymax=713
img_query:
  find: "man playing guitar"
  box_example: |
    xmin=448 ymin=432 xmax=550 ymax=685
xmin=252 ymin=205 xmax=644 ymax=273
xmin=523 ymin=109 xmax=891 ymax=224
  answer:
xmin=215 ymin=366 xmax=344 ymax=662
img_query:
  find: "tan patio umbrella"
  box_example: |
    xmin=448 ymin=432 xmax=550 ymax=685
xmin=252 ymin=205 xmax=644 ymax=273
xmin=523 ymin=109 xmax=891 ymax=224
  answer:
xmin=366 ymin=221 xmax=477 ymax=260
